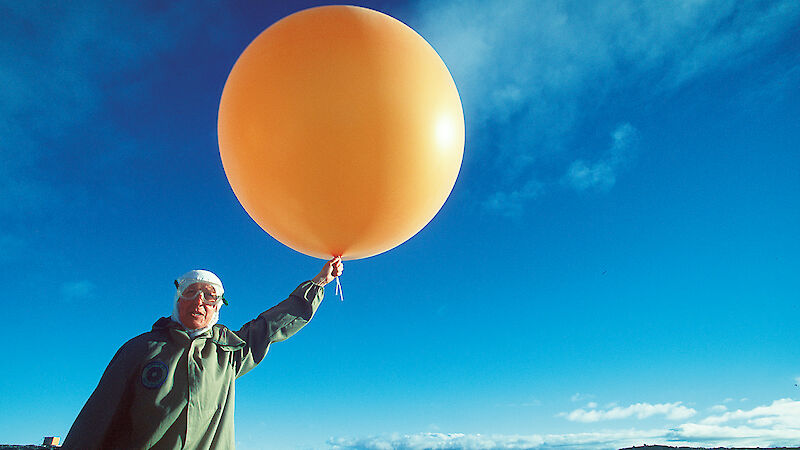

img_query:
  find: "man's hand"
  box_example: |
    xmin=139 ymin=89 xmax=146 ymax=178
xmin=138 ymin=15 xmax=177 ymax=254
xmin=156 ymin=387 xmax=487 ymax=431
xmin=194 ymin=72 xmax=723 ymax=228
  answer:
xmin=312 ymin=256 xmax=344 ymax=286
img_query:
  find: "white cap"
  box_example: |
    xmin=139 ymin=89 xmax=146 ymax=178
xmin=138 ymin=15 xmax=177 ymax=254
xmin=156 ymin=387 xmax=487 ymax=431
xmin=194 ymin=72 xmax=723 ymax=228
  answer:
xmin=175 ymin=269 xmax=224 ymax=297
xmin=171 ymin=269 xmax=225 ymax=337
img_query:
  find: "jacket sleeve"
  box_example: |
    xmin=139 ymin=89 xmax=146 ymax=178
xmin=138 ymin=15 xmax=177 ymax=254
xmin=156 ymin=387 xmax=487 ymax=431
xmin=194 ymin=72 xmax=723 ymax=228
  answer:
xmin=233 ymin=281 xmax=324 ymax=377
xmin=62 ymin=338 xmax=140 ymax=450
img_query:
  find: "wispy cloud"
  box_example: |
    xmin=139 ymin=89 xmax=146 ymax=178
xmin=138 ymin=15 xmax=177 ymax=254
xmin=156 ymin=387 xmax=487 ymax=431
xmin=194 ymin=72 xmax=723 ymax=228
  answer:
xmin=331 ymin=398 xmax=800 ymax=449
xmin=481 ymin=179 xmax=543 ymax=218
xmin=570 ymin=392 xmax=595 ymax=403
xmin=564 ymin=123 xmax=638 ymax=192
xmin=416 ymin=0 xmax=800 ymax=212
xmin=560 ymin=400 xmax=696 ymax=423
xmin=60 ymin=280 xmax=97 ymax=302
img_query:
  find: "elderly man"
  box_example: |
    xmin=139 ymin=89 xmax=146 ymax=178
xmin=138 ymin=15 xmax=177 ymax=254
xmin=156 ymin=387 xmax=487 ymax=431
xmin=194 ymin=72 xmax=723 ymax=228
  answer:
xmin=63 ymin=257 xmax=343 ymax=449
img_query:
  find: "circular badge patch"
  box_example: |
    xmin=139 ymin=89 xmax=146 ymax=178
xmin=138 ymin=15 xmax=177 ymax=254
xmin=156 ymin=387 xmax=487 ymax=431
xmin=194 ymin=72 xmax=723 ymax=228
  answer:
xmin=141 ymin=360 xmax=168 ymax=389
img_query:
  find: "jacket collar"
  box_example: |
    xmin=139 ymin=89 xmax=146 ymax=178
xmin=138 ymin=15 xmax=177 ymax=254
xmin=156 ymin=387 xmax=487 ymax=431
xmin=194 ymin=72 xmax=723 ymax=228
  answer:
xmin=152 ymin=316 xmax=180 ymax=331
xmin=151 ymin=317 xmax=245 ymax=349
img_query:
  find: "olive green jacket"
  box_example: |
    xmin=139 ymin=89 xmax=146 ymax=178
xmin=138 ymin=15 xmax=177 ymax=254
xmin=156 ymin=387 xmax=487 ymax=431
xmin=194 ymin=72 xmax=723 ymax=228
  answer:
xmin=63 ymin=281 xmax=324 ymax=450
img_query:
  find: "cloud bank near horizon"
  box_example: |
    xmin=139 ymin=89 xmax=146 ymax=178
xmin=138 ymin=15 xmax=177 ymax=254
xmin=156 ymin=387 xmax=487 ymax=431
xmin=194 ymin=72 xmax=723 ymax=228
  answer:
xmin=330 ymin=398 xmax=800 ymax=449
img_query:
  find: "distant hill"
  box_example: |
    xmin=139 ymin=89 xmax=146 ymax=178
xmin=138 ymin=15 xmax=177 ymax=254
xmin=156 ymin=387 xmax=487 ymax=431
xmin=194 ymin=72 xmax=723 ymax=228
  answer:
xmin=0 ymin=446 xmax=49 ymax=450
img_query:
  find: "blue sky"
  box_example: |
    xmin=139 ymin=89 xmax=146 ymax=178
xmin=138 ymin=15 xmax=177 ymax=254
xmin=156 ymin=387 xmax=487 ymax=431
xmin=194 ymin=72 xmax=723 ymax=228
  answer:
xmin=1 ymin=1 xmax=799 ymax=449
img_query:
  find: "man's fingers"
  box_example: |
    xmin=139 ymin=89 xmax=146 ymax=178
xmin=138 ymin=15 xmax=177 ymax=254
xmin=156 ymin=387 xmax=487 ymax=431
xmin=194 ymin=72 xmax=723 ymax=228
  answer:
xmin=325 ymin=256 xmax=343 ymax=278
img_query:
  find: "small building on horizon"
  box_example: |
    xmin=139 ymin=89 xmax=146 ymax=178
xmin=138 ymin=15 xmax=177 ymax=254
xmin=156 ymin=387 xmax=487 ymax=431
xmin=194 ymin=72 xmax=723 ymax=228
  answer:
xmin=42 ymin=437 xmax=60 ymax=447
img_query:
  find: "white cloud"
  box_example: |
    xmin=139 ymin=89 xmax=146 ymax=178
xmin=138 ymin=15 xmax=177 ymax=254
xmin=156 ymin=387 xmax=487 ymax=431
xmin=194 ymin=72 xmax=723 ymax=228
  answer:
xmin=709 ymin=405 xmax=728 ymax=413
xmin=670 ymin=420 xmax=800 ymax=447
xmin=415 ymin=0 xmax=800 ymax=212
xmin=700 ymin=398 xmax=800 ymax=428
xmin=560 ymin=401 xmax=696 ymax=423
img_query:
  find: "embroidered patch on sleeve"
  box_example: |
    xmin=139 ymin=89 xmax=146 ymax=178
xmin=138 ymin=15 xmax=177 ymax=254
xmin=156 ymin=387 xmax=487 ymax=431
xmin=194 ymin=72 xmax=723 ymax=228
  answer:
xmin=141 ymin=360 xmax=168 ymax=389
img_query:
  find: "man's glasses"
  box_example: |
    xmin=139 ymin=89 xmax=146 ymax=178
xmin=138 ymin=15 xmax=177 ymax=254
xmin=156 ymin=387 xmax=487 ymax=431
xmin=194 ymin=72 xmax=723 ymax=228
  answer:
xmin=180 ymin=287 xmax=224 ymax=305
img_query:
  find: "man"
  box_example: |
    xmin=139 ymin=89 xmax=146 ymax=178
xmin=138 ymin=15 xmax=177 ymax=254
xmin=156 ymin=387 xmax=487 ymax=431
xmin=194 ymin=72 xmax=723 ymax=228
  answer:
xmin=63 ymin=257 xmax=343 ymax=449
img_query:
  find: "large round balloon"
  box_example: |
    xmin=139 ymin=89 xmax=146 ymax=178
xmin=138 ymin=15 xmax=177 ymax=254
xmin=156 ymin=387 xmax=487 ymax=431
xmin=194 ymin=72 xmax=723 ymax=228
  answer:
xmin=218 ymin=5 xmax=464 ymax=260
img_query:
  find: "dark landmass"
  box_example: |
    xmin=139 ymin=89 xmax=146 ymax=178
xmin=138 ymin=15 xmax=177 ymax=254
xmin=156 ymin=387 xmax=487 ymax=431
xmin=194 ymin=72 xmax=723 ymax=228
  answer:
xmin=0 ymin=446 xmax=50 ymax=450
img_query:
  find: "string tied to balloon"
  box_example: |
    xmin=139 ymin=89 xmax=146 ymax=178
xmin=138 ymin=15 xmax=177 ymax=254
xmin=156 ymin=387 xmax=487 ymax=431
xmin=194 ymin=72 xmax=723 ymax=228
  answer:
xmin=335 ymin=276 xmax=343 ymax=301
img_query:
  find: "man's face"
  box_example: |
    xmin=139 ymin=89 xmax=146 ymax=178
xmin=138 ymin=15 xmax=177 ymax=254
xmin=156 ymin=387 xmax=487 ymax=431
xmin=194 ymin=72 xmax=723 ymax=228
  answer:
xmin=178 ymin=282 xmax=220 ymax=330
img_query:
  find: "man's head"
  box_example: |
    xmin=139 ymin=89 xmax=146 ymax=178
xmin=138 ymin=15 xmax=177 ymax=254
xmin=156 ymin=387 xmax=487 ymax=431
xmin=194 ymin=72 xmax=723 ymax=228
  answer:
xmin=173 ymin=270 xmax=225 ymax=331
xmin=177 ymin=282 xmax=221 ymax=329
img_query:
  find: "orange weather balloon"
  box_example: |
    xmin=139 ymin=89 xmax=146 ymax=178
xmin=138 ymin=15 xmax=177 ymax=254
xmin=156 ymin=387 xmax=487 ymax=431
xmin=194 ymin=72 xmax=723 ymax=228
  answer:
xmin=218 ymin=5 xmax=464 ymax=260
